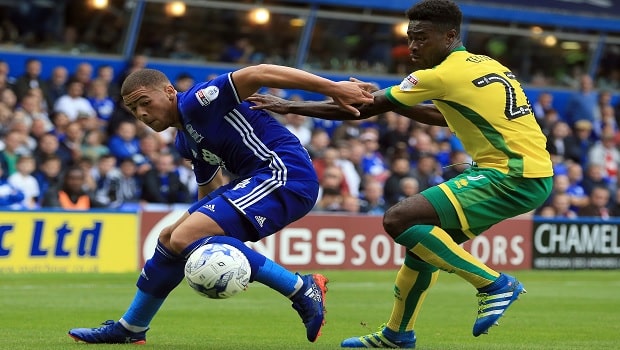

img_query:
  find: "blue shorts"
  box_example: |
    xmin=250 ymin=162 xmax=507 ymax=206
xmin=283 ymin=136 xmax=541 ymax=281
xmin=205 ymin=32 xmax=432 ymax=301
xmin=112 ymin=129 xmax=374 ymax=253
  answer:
xmin=188 ymin=174 xmax=318 ymax=242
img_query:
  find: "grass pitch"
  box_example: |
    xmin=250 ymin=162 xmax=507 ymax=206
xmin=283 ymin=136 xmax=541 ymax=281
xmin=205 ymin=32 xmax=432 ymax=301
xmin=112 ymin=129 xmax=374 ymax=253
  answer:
xmin=1 ymin=270 xmax=619 ymax=349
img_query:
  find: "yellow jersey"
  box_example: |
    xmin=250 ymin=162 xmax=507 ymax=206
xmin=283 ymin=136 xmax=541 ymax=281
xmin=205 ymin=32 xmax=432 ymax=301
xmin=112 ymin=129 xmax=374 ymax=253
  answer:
xmin=386 ymin=47 xmax=553 ymax=178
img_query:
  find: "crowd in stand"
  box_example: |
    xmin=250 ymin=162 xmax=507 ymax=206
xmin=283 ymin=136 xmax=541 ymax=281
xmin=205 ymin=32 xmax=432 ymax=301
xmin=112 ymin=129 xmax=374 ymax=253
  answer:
xmin=0 ymin=56 xmax=620 ymax=218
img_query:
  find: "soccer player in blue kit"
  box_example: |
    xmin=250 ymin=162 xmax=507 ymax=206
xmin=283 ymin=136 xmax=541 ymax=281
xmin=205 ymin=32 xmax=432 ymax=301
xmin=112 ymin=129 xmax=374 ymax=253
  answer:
xmin=68 ymin=64 xmax=374 ymax=344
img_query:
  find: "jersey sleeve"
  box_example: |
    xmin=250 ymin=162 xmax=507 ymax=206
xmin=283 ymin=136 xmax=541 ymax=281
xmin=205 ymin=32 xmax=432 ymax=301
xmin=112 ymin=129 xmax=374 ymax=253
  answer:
xmin=178 ymin=72 xmax=242 ymax=124
xmin=385 ymin=69 xmax=447 ymax=107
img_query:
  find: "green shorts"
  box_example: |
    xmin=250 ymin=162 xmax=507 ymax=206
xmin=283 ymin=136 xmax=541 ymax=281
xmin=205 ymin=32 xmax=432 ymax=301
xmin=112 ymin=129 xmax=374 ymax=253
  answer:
xmin=422 ymin=167 xmax=552 ymax=243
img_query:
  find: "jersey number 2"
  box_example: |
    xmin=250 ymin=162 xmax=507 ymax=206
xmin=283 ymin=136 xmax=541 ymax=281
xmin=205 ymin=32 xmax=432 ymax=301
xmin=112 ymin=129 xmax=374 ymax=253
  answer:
xmin=472 ymin=72 xmax=532 ymax=120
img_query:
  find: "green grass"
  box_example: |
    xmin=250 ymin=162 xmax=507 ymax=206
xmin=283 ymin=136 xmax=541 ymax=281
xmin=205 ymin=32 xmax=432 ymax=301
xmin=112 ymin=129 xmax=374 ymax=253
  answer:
xmin=1 ymin=270 xmax=619 ymax=349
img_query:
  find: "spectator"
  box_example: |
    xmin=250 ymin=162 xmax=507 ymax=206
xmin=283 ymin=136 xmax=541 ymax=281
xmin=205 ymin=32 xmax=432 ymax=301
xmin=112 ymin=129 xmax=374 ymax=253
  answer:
xmin=81 ymin=129 xmax=110 ymax=162
xmin=174 ymin=72 xmax=195 ymax=93
xmin=359 ymin=179 xmax=387 ymax=215
xmin=582 ymin=163 xmax=609 ymax=195
xmin=132 ymin=133 xmax=162 ymax=175
xmin=587 ymin=129 xmax=619 ymax=186
xmin=315 ymin=187 xmax=344 ymax=212
xmin=567 ymin=120 xmax=595 ymax=164
xmin=58 ymin=121 xmax=85 ymax=166
xmin=315 ymin=164 xmax=349 ymax=211
xmin=30 ymin=117 xmax=52 ymax=140
xmin=532 ymin=91 xmax=556 ymax=121
xmin=359 ymin=129 xmax=389 ymax=183
xmin=537 ymin=205 xmax=557 ymax=218
xmin=565 ymin=74 xmax=598 ymax=128
xmin=305 ymin=128 xmax=330 ymax=159
xmin=383 ymin=156 xmax=414 ymax=208
xmin=379 ymin=112 xmax=412 ymax=160
xmin=16 ymin=90 xmax=49 ymax=127
xmin=398 ymin=177 xmax=420 ymax=203
xmin=95 ymin=64 xmax=120 ymax=101
xmin=578 ymin=186 xmax=611 ymax=219
xmin=33 ymin=154 xmax=63 ymax=207
xmin=341 ymin=194 xmax=361 ymax=213
xmin=116 ymin=157 xmax=142 ymax=207
xmin=6 ymin=115 xmax=37 ymax=154
xmin=49 ymin=111 xmax=70 ymax=139
xmin=119 ymin=54 xmax=148 ymax=84
xmin=33 ymin=133 xmax=70 ymax=168
xmin=87 ymin=78 xmax=116 ymax=128
xmin=140 ymin=152 xmax=188 ymax=204
xmin=0 ymin=87 xmax=17 ymax=111
xmin=91 ymin=154 xmax=122 ymax=208
xmin=593 ymin=90 xmax=614 ymax=138
xmin=70 ymin=62 xmax=94 ymax=92
xmin=41 ymin=166 xmax=101 ymax=210
xmin=45 ymin=65 xmax=68 ymax=108
xmin=282 ymin=112 xmax=312 ymax=146
xmin=77 ymin=156 xmax=97 ymax=193
xmin=0 ymin=101 xmax=13 ymax=131
xmin=0 ymin=165 xmax=24 ymax=209
xmin=108 ymin=120 xmax=140 ymax=163
xmin=0 ymin=130 xmax=28 ymax=175
xmin=565 ymin=163 xmax=590 ymax=212
xmin=177 ymin=158 xmax=198 ymax=202
xmin=7 ymin=154 xmax=40 ymax=209
xmin=550 ymin=192 xmax=578 ymax=219
xmin=538 ymin=108 xmax=560 ymax=135
xmin=442 ymin=150 xmax=471 ymax=180
xmin=313 ymin=147 xmax=355 ymax=197
xmin=53 ymin=80 xmax=97 ymax=121
xmin=546 ymin=121 xmax=581 ymax=164
xmin=410 ymin=153 xmax=444 ymax=192
xmin=13 ymin=58 xmax=48 ymax=102
xmin=220 ymin=37 xmax=258 ymax=63
xmin=332 ymin=119 xmax=364 ymax=144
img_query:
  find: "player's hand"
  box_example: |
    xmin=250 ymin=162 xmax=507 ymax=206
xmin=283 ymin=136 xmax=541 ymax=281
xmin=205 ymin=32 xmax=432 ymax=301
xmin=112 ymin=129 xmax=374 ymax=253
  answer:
xmin=349 ymin=77 xmax=380 ymax=93
xmin=329 ymin=81 xmax=374 ymax=116
xmin=247 ymin=93 xmax=291 ymax=114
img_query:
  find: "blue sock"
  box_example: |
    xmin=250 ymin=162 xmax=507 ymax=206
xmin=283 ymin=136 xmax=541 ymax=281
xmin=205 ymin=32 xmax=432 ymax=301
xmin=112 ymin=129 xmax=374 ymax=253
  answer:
xmin=199 ymin=235 xmax=302 ymax=297
xmin=125 ymin=241 xmax=185 ymax=328
xmin=121 ymin=290 xmax=165 ymax=330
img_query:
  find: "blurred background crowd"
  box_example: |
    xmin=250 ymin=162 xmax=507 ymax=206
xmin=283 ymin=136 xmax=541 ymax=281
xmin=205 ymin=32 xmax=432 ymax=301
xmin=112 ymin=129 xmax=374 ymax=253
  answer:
xmin=0 ymin=0 xmax=620 ymax=218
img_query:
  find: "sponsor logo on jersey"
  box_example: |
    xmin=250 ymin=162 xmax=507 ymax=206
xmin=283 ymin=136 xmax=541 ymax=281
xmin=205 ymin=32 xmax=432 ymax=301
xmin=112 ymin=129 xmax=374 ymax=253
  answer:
xmin=255 ymin=215 xmax=266 ymax=227
xmin=399 ymin=74 xmax=419 ymax=91
xmin=202 ymin=204 xmax=216 ymax=212
xmin=185 ymin=123 xmax=205 ymax=143
xmin=195 ymin=86 xmax=220 ymax=106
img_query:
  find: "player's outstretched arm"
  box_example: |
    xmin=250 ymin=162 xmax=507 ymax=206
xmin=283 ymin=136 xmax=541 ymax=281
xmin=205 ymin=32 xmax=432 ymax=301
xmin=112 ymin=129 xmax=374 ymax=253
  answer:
xmin=231 ymin=64 xmax=374 ymax=116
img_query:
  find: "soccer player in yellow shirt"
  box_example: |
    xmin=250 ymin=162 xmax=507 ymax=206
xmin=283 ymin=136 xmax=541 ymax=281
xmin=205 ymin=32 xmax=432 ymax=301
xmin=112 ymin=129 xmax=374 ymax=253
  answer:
xmin=248 ymin=0 xmax=553 ymax=347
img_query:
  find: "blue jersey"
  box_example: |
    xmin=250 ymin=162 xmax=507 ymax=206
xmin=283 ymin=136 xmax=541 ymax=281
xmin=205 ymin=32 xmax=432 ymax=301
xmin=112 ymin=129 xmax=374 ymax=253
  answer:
xmin=175 ymin=73 xmax=319 ymax=241
xmin=175 ymin=73 xmax=317 ymax=185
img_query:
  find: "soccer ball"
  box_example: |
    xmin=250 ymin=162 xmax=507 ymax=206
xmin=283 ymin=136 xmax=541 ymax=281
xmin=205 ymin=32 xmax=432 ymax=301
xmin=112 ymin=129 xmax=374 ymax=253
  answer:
xmin=184 ymin=243 xmax=251 ymax=299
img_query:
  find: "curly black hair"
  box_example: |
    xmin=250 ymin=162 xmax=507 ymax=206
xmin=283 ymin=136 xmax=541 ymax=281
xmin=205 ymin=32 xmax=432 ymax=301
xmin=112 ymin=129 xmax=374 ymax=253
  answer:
xmin=406 ymin=0 xmax=462 ymax=34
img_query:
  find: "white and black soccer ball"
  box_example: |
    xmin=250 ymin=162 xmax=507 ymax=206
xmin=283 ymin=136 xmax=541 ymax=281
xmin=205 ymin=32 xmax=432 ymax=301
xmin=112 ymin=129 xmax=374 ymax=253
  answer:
xmin=184 ymin=243 xmax=251 ymax=299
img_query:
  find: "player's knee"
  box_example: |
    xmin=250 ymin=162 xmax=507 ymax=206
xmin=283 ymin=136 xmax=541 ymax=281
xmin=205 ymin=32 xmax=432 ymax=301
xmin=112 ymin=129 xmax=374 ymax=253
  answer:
xmin=383 ymin=206 xmax=405 ymax=239
xmin=158 ymin=225 xmax=173 ymax=245
xmin=168 ymin=231 xmax=190 ymax=255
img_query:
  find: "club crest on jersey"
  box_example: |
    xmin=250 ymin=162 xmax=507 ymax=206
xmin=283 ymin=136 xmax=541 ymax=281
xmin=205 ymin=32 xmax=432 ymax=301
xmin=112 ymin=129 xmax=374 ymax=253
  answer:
xmin=195 ymin=86 xmax=219 ymax=106
xmin=399 ymin=74 xmax=419 ymax=91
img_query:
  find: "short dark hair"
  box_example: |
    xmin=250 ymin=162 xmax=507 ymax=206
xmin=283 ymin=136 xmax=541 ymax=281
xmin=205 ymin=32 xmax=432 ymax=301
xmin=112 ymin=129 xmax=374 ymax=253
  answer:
xmin=120 ymin=68 xmax=169 ymax=96
xmin=406 ymin=0 xmax=462 ymax=35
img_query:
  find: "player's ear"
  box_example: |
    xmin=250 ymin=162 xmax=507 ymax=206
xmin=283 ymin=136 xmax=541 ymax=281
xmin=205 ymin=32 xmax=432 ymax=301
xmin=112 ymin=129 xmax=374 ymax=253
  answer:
xmin=165 ymin=84 xmax=176 ymax=100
